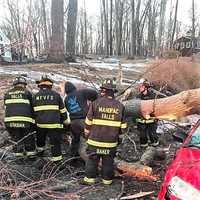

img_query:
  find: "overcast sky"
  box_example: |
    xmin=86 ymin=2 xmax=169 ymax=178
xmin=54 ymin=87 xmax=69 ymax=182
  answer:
xmin=0 ymin=0 xmax=199 ymax=28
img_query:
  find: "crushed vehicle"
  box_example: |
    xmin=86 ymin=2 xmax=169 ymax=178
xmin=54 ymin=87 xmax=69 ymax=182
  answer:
xmin=158 ymin=120 xmax=200 ymax=200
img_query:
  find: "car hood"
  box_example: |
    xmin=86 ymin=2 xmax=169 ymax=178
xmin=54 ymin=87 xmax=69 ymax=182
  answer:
xmin=165 ymin=148 xmax=200 ymax=189
xmin=158 ymin=147 xmax=200 ymax=200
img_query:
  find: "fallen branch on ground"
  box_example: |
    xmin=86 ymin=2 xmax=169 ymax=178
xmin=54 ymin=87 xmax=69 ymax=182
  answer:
xmin=120 ymin=191 xmax=154 ymax=200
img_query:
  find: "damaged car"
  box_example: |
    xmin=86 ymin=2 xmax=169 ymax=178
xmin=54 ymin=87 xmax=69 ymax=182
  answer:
xmin=158 ymin=120 xmax=200 ymax=200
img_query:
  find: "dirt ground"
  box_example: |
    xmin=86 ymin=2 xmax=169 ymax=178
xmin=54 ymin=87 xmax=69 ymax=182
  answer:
xmin=0 ymin=62 xmax=181 ymax=199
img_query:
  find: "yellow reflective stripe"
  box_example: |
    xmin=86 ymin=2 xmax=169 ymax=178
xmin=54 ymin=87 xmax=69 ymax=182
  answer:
xmin=121 ymin=123 xmax=127 ymax=129
xmin=26 ymin=151 xmax=36 ymax=156
xmin=5 ymin=99 xmax=30 ymax=104
xmin=136 ymin=118 xmax=154 ymax=123
xmin=51 ymin=155 xmax=63 ymax=162
xmin=15 ymin=153 xmax=24 ymax=157
xmin=85 ymin=117 xmax=93 ymax=125
xmin=60 ymin=108 xmax=67 ymax=113
xmin=92 ymin=119 xmax=121 ymax=127
xmin=5 ymin=116 xmax=35 ymax=123
xmin=102 ymin=179 xmax=112 ymax=185
xmin=87 ymin=139 xmax=118 ymax=148
xmin=84 ymin=177 xmax=95 ymax=183
xmin=37 ymin=123 xmax=63 ymax=128
xmin=34 ymin=105 xmax=59 ymax=111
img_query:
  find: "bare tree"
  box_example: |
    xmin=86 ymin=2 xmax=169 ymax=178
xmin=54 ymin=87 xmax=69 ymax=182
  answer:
xmin=49 ymin=0 xmax=64 ymax=62
xmin=66 ymin=0 xmax=78 ymax=55
xmin=170 ymin=0 xmax=179 ymax=48
xmin=41 ymin=0 xmax=49 ymax=52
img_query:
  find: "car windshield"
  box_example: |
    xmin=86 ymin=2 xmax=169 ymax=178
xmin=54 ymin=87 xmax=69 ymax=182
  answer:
xmin=188 ymin=126 xmax=200 ymax=147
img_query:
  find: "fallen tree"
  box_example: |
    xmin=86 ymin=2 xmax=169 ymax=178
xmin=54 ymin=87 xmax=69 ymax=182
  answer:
xmin=124 ymin=88 xmax=200 ymax=120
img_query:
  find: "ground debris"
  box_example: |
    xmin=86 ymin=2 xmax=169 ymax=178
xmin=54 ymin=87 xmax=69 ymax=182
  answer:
xmin=120 ymin=191 xmax=154 ymax=200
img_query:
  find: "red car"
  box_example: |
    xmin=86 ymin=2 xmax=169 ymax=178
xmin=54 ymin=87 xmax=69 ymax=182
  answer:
xmin=158 ymin=120 xmax=200 ymax=200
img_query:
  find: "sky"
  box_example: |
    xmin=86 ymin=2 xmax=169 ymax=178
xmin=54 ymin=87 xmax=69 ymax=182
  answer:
xmin=0 ymin=0 xmax=199 ymax=28
xmin=78 ymin=0 xmax=199 ymax=26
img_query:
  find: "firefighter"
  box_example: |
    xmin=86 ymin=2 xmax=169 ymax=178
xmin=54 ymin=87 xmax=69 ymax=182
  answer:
xmin=136 ymin=79 xmax=159 ymax=147
xmin=64 ymin=82 xmax=98 ymax=159
xmin=83 ymin=78 xmax=127 ymax=185
xmin=32 ymin=75 xmax=68 ymax=163
xmin=4 ymin=76 xmax=36 ymax=158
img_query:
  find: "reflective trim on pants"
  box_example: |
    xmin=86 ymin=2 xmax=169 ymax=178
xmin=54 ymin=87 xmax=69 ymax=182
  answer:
xmin=51 ymin=155 xmax=63 ymax=162
xmin=26 ymin=151 xmax=36 ymax=156
xmin=102 ymin=179 xmax=113 ymax=185
xmin=84 ymin=177 xmax=95 ymax=183
xmin=37 ymin=124 xmax=63 ymax=129
xmin=15 ymin=152 xmax=24 ymax=157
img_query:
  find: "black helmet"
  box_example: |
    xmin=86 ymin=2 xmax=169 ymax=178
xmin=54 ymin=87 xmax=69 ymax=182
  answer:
xmin=100 ymin=78 xmax=118 ymax=93
xmin=13 ymin=76 xmax=27 ymax=86
xmin=36 ymin=75 xmax=53 ymax=86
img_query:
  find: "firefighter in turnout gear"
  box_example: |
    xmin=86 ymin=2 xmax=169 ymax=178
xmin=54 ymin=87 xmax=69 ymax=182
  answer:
xmin=4 ymin=76 xmax=36 ymax=158
xmin=136 ymin=79 xmax=159 ymax=147
xmin=83 ymin=78 xmax=127 ymax=185
xmin=32 ymin=75 xmax=68 ymax=162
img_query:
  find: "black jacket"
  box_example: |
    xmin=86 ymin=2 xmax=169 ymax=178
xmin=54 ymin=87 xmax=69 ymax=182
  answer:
xmin=4 ymin=86 xmax=34 ymax=128
xmin=32 ymin=86 xmax=68 ymax=129
xmin=64 ymin=82 xmax=98 ymax=120
xmin=85 ymin=96 xmax=127 ymax=148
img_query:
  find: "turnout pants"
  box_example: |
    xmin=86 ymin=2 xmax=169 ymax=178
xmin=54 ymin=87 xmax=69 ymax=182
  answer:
xmin=137 ymin=122 xmax=158 ymax=145
xmin=36 ymin=128 xmax=62 ymax=162
xmin=7 ymin=127 xmax=36 ymax=156
xmin=84 ymin=145 xmax=116 ymax=185
xmin=70 ymin=119 xmax=85 ymax=157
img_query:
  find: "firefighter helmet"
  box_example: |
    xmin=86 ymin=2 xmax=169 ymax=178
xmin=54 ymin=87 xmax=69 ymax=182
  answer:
xmin=138 ymin=78 xmax=150 ymax=87
xmin=36 ymin=75 xmax=53 ymax=86
xmin=13 ymin=76 xmax=27 ymax=86
xmin=100 ymin=78 xmax=118 ymax=92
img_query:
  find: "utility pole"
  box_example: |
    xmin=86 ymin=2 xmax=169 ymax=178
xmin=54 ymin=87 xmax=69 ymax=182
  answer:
xmin=192 ymin=0 xmax=195 ymax=60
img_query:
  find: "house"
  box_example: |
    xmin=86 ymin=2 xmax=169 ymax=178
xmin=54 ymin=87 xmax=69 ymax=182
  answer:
xmin=173 ymin=35 xmax=200 ymax=56
xmin=0 ymin=30 xmax=12 ymax=62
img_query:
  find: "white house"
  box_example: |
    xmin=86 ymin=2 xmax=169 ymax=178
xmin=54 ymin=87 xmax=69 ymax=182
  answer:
xmin=0 ymin=30 xmax=12 ymax=62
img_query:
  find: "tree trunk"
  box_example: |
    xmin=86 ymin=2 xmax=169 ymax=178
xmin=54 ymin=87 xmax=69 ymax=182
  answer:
xmin=157 ymin=0 xmax=167 ymax=57
xmin=102 ymin=0 xmax=109 ymax=56
xmin=130 ymin=0 xmax=136 ymax=58
xmin=170 ymin=0 xmax=179 ymax=49
xmin=109 ymin=0 xmax=113 ymax=56
xmin=124 ymin=88 xmax=200 ymax=120
xmin=66 ymin=0 xmax=78 ymax=55
xmin=41 ymin=0 xmax=49 ymax=52
xmin=48 ymin=0 xmax=64 ymax=63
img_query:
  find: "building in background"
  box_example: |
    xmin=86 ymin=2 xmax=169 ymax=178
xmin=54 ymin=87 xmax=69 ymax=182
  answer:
xmin=0 ymin=30 xmax=12 ymax=62
xmin=174 ymin=34 xmax=200 ymax=56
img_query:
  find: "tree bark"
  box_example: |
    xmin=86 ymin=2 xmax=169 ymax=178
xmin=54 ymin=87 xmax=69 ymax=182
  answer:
xmin=102 ymin=0 xmax=109 ymax=55
xmin=41 ymin=0 xmax=49 ymax=52
xmin=66 ymin=0 xmax=78 ymax=55
xmin=48 ymin=0 xmax=64 ymax=63
xmin=124 ymin=88 xmax=200 ymax=120
xmin=109 ymin=0 xmax=113 ymax=56
xmin=170 ymin=0 xmax=179 ymax=49
xmin=130 ymin=0 xmax=136 ymax=58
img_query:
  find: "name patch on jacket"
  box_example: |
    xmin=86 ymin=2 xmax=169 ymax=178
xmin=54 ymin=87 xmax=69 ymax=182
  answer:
xmin=36 ymin=95 xmax=54 ymax=101
xmin=99 ymin=106 xmax=119 ymax=120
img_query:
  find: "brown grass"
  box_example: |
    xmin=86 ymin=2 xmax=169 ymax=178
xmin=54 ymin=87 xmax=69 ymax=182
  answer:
xmin=144 ymin=57 xmax=200 ymax=92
